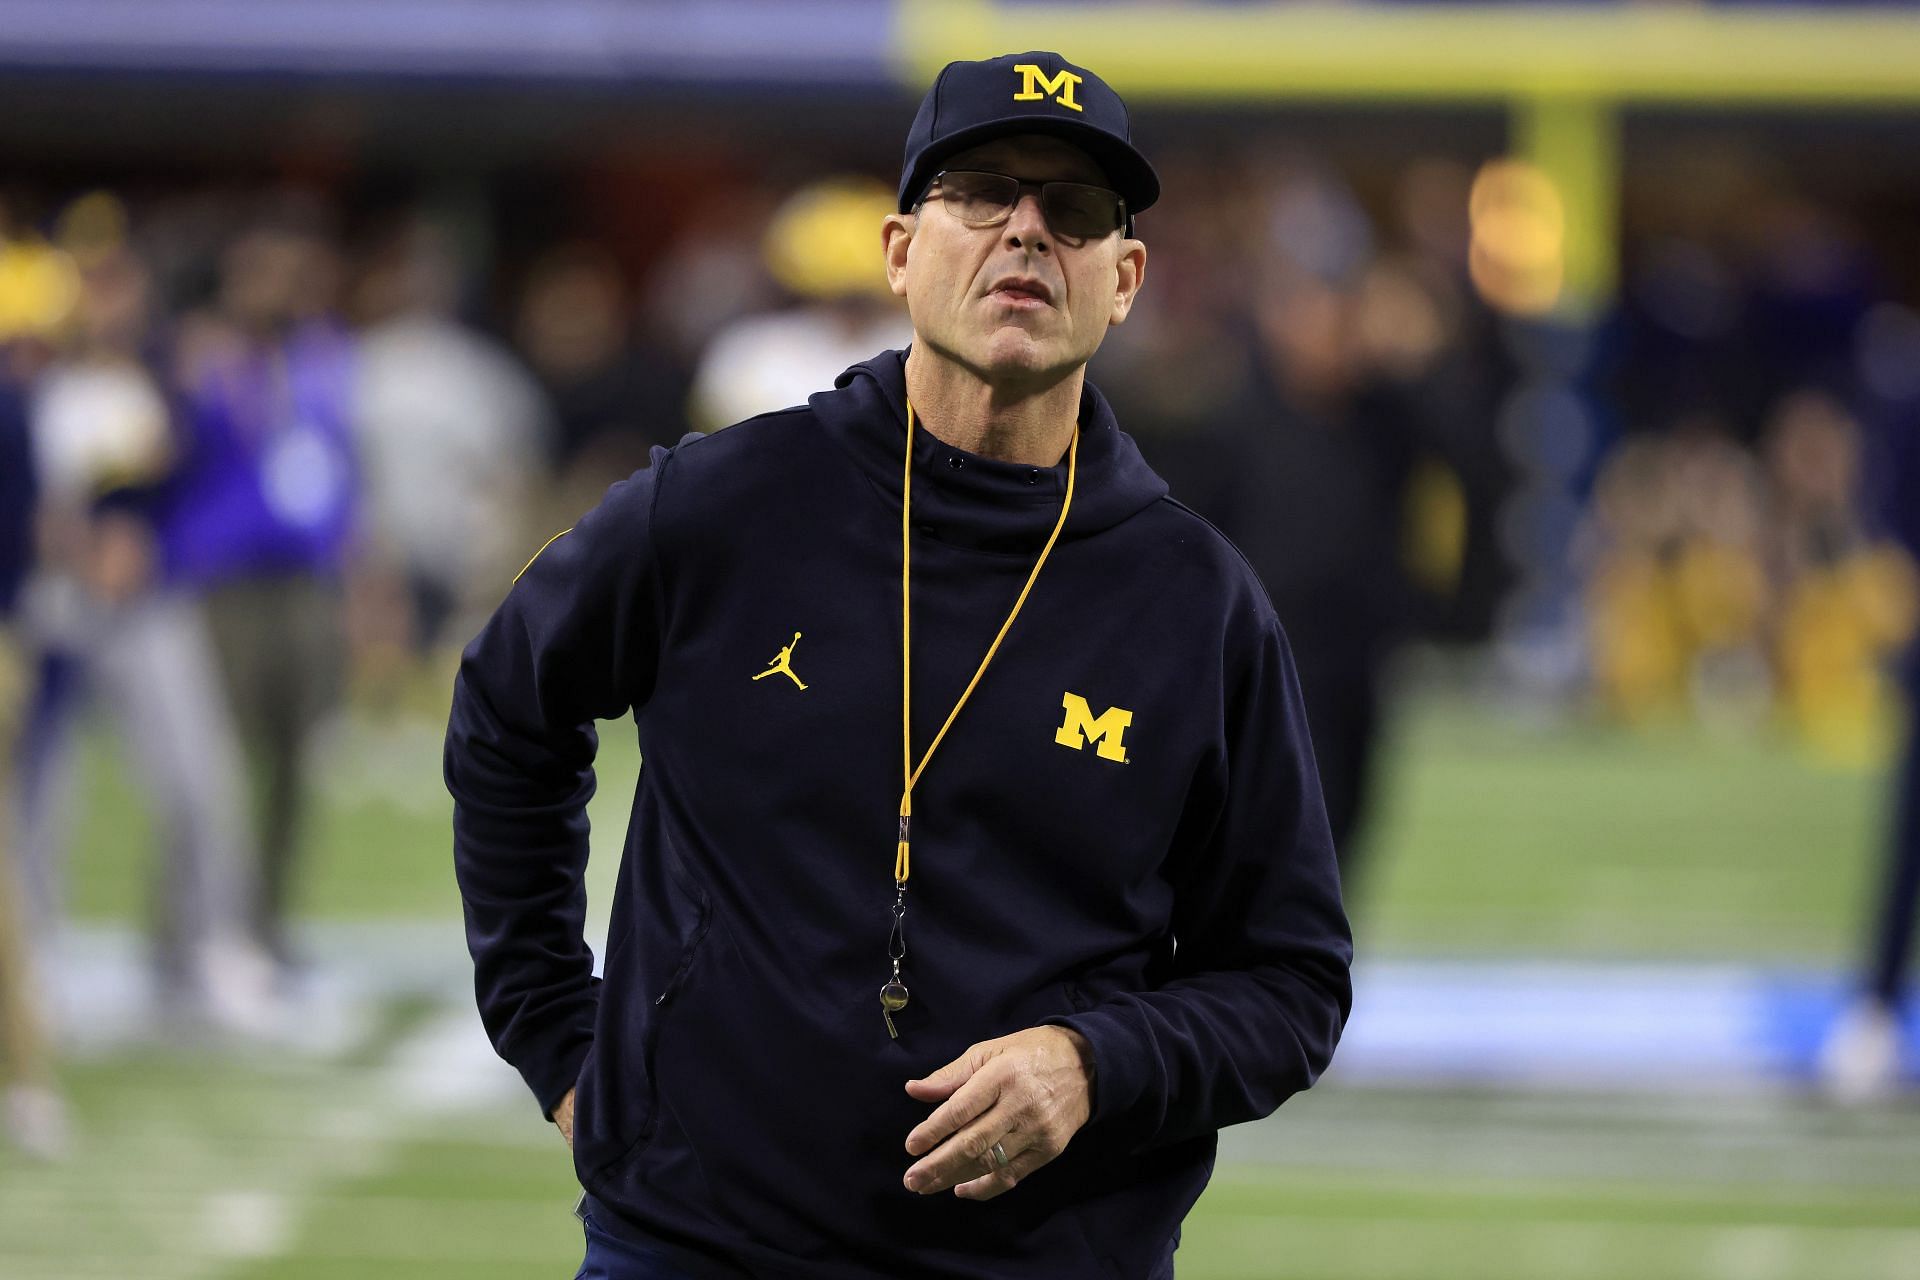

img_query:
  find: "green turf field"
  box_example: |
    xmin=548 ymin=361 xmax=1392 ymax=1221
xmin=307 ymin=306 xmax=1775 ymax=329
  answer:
xmin=60 ymin=688 xmax=1890 ymax=962
xmin=1356 ymin=698 xmax=1887 ymax=962
xmin=8 ymin=1051 xmax=1918 ymax=1280
xmin=6 ymin=687 xmax=1913 ymax=1279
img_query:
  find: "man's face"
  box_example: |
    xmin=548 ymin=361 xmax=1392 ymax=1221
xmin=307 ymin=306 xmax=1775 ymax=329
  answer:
xmin=883 ymin=135 xmax=1146 ymax=388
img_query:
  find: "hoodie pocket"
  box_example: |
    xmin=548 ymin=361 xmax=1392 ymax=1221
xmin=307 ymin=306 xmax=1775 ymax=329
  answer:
xmin=651 ymin=853 xmax=713 ymax=1011
xmin=579 ymin=858 xmax=712 ymax=1187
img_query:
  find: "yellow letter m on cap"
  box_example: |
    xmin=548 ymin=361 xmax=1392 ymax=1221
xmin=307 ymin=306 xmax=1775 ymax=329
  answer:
xmin=1055 ymin=692 xmax=1131 ymax=762
xmin=1013 ymin=63 xmax=1084 ymax=112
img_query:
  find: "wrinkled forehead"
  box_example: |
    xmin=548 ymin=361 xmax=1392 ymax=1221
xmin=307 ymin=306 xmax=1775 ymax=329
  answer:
xmin=940 ymin=134 xmax=1112 ymax=187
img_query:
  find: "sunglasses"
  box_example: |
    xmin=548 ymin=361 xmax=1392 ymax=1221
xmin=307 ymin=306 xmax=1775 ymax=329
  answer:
xmin=920 ymin=170 xmax=1128 ymax=244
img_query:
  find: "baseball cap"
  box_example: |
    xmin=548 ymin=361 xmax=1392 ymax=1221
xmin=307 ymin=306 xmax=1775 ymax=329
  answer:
xmin=898 ymin=52 xmax=1160 ymax=223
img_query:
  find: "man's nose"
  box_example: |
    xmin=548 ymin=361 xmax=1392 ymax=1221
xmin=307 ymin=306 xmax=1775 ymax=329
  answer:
xmin=1003 ymin=190 xmax=1050 ymax=250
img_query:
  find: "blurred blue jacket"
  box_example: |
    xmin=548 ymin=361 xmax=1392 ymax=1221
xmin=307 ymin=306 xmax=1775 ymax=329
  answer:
xmin=163 ymin=320 xmax=358 ymax=586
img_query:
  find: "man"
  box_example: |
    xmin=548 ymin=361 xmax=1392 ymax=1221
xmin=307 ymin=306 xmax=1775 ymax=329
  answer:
xmin=2 ymin=352 xmax=67 ymax=1158
xmin=1821 ymin=386 xmax=1920 ymax=1102
xmin=13 ymin=241 xmax=267 ymax=1033
xmin=172 ymin=204 xmax=357 ymax=978
xmin=449 ymin=52 xmax=1352 ymax=1279
xmin=352 ymin=213 xmax=554 ymax=658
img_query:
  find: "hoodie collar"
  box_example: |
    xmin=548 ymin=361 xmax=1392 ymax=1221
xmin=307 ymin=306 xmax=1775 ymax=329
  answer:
xmin=810 ymin=348 xmax=1168 ymax=555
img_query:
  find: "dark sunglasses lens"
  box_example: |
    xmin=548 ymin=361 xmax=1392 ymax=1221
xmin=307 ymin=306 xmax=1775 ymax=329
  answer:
xmin=1043 ymin=183 xmax=1124 ymax=239
xmin=939 ymin=172 xmax=1020 ymax=224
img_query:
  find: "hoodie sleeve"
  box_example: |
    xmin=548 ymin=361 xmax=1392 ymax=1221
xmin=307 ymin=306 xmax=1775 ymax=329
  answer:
xmin=1045 ymin=612 xmax=1353 ymax=1153
xmin=444 ymin=451 xmax=671 ymax=1118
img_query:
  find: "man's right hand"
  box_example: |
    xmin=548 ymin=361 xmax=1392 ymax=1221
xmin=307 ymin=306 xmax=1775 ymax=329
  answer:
xmin=555 ymin=1088 xmax=577 ymax=1150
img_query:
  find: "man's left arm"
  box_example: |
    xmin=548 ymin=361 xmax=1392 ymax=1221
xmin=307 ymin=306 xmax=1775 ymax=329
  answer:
xmin=1043 ymin=613 xmax=1354 ymax=1154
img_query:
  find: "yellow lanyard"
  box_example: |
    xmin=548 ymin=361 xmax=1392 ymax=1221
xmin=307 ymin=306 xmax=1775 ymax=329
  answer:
xmin=880 ymin=401 xmax=1077 ymax=1038
xmin=894 ymin=400 xmax=1078 ymax=885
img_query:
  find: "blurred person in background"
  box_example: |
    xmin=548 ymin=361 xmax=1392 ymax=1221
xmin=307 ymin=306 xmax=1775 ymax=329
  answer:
xmin=0 ymin=338 xmax=67 ymax=1157
xmin=169 ymin=197 xmax=359 ymax=983
xmin=1108 ymin=155 xmax=1482 ymax=884
xmin=351 ymin=213 xmax=553 ymax=683
xmin=1222 ymin=156 xmax=1482 ymax=881
xmin=1761 ymin=390 xmax=1916 ymax=765
xmin=514 ymin=242 xmax=689 ymax=519
xmin=10 ymin=202 xmax=269 ymax=1037
xmin=688 ymin=176 xmax=913 ymax=430
xmin=1213 ymin=268 xmax=1426 ymax=884
xmin=448 ymin=51 xmax=1350 ymax=1279
xmin=1582 ymin=420 xmax=1771 ymax=728
xmin=1822 ymin=324 xmax=1920 ymax=1102
xmin=1376 ymin=158 xmax=1512 ymax=645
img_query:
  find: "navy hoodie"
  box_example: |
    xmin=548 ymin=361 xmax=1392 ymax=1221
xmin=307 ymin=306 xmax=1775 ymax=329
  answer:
xmin=0 ymin=381 xmax=32 ymax=617
xmin=447 ymin=349 xmax=1352 ymax=1279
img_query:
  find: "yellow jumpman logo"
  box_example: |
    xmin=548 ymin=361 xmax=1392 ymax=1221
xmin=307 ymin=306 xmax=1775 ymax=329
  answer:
xmin=751 ymin=631 xmax=808 ymax=689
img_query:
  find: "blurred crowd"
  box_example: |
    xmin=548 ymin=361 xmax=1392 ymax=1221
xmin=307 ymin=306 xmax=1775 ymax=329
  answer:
xmin=1596 ymin=190 xmax=1920 ymax=764
xmin=1 ymin=134 xmax=1918 ymax=1148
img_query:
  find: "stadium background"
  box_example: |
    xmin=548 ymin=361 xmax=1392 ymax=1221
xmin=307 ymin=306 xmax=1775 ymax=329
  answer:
xmin=3 ymin=1 xmax=1920 ymax=1277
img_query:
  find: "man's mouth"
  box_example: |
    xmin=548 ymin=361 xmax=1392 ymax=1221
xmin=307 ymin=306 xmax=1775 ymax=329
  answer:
xmin=987 ymin=277 xmax=1054 ymax=308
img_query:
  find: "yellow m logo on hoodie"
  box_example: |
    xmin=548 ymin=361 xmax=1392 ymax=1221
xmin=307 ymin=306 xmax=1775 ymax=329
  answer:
xmin=1055 ymin=692 xmax=1132 ymax=763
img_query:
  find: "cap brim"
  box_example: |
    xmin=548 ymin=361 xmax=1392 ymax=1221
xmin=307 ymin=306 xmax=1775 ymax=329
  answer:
xmin=900 ymin=115 xmax=1160 ymax=220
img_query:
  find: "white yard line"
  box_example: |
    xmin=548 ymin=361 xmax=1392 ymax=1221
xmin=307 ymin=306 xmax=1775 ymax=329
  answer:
xmin=192 ymin=1005 xmax=534 ymax=1279
xmin=0 ymin=928 xmax=534 ymax=1280
xmin=7 ymin=926 xmax=1917 ymax=1277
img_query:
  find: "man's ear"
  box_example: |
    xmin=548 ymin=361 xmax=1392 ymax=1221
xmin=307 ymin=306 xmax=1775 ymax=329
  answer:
xmin=882 ymin=213 xmax=915 ymax=298
xmin=1109 ymin=237 xmax=1147 ymax=327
